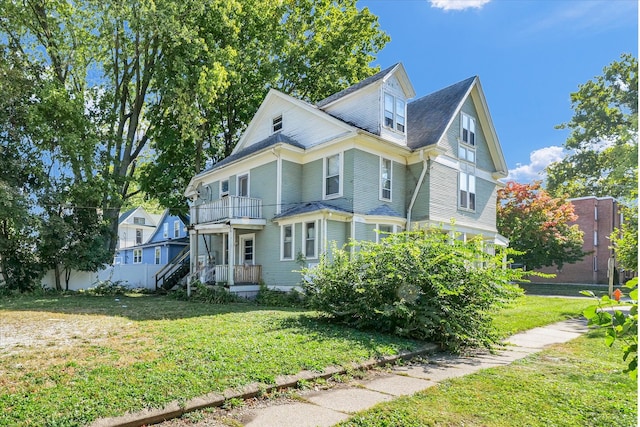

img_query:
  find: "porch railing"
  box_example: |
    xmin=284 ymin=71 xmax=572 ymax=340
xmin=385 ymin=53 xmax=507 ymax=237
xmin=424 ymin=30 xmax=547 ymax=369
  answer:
xmin=198 ymin=264 xmax=262 ymax=284
xmin=191 ymin=196 xmax=263 ymax=224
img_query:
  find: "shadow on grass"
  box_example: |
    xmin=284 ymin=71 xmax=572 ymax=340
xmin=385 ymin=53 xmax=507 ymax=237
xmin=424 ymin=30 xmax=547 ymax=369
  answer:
xmin=0 ymin=292 xmax=304 ymax=321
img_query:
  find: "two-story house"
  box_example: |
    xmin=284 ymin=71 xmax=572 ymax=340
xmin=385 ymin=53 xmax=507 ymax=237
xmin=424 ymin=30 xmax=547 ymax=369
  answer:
xmin=184 ymin=63 xmax=509 ymax=295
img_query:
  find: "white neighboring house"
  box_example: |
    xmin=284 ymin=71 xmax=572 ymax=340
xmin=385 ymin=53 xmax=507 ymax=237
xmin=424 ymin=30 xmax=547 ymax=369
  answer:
xmin=114 ymin=207 xmax=162 ymax=258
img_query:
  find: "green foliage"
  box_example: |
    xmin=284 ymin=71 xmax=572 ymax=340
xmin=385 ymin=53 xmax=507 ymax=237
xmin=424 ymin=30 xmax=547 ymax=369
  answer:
xmin=84 ymin=280 xmax=131 ymax=296
xmin=497 ymin=181 xmax=586 ymax=270
xmin=546 ymin=53 xmax=638 ymax=202
xmin=610 ymin=206 xmax=638 ymax=272
xmin=302 ymin=230 xmax=526 ymax=352
xmin=255 ymin=283 xmax=306 ymax=307
xmin=171 ymin=281 xmax=242 ymax=304
xmin=581 ymin=277 xmax=638 ymax=379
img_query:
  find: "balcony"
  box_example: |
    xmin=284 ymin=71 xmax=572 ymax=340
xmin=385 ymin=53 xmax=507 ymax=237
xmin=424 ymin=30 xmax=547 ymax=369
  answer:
xmin=191 ymin=196 xmax=263 ymax=225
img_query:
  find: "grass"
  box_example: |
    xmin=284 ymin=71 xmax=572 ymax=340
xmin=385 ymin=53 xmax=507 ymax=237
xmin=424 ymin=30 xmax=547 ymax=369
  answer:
xmin=339 ymin=331 xmax=637 ymax=427
xmin=0 ymin=292 xmax=595 ymax=426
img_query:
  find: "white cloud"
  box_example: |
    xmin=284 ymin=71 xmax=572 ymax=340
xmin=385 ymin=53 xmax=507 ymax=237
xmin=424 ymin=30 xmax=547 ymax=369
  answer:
xmin=430 ymin=0 xmax=491 ymax=11
xmin=507 ymin=146 xmax=565 ymax=183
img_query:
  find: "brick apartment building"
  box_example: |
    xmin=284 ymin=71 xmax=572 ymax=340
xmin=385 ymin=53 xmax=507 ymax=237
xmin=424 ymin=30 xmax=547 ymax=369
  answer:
xmin=531 ymin=196 xmax=631 ymax=285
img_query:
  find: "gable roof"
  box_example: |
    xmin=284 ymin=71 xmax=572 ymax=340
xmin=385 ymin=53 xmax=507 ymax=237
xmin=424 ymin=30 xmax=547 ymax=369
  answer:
xmin=407 ymin=76 xmax=476 ymax=150
xmin=317 ymin=63 xmax=416 ymax=109
xmin=118 ymin=207 xmax=137 ymax=224
xmin=197 ymin=132 xmax=305 ymax=176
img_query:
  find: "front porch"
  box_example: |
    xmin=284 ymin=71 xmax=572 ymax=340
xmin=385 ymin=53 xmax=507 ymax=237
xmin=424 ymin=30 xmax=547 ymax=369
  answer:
xmin=196 ymin=264 xmax=262 ymax=285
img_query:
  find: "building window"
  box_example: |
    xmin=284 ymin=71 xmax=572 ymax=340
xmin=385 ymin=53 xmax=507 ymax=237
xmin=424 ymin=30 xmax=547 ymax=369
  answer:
xmin=133 ymin=249 xmax=142 ymax=264
xmin=304 ymin=221 xmax=317 ymax=259
xmin=154 ymin=247 xmax=161 ymax=265
xmin=593 ymin=256 xmax=598 ymax=272
xmin=135 ymin=228 xmax=143 ymax=244
xmin=384 ymin=93 xmax=406 ymax=133
xmin=281 ymin=224 xmax=294 ymax=260
xmin=377 ymin=224 xmax=394 ymax=243
xmin=594 ymin=231 xmax=598 ymax=246
xmin=272 ymin=115 xmax=283 ymax=133
xmin=594 ymin=206 xmax=598 ymax=221
xmin=220 ymin=179 xmax=229 ymax=196
xmin=380 ymin=158 xmax=392 ymax=201
xmin=173 ymin=221 xmax=180 ymax=238
xmin=133 ymin=216 xmax=145 ymax=225
xmin=237 ymin=174 xmax=249 ymax=197
xmin=461 ymin=113 xmax=476 ymax=146
xmin=324 ymin=153 xmax=342 ymax=198
xmin=163 ymin=223 xmax=168 ymax=238
xmin=459 ymin=170 xmax=476 ymax=211
xmin=458 ymin=144 xmax=476 ymax=163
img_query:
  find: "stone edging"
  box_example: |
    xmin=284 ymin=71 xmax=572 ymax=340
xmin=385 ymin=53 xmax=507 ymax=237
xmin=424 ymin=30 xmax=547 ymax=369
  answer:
xmin=88 ymin=343 xmax=439 ymax=427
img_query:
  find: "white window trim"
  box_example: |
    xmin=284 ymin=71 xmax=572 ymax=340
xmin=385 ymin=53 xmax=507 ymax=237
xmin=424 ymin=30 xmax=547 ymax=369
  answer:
xmin=458 ymin=169 xmax=477 ymax=212
xmin=272 ymin=114 xmax=283 ymax=133
xmin=376 ymin=224 xmax=395 ymax=243
xmin=154 ymin=247 xmax=161 ymax=265
xmin=163 ymin=223 xmax=169 ymax=238
xmin=133 ymin=248 xmax=142 ymax=264
xmin=383 ymin=92 xmax=406 ymax=134
xmin=239 ymin=233 xmax=256 ymax=265
xmin=380 ymin=157 xmax=392 ymax=201
xmin=220 ymin=179 xmax=229 ymax=197
xmin=173 ymin=221 xmax=180 ymax=238
xmin=303 ymin=220 xmax=319 ymax=260
xmin=237 ymin=172 xmax=250 ymax=197
xmin=461 ymin=112 xmax=476 ymax=146
xmin=280 ymin=224 xmax=295 ymax=261
xmin=135 ymin=228 xmax=143 ymax=245
xmin=323 ymin=153 xmax=343 ymax=200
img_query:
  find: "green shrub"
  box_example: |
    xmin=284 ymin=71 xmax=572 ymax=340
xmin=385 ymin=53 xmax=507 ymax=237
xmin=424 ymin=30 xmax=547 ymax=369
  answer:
xmin=85 ymin=279 xmax=131 ymax=296
xmin=302 ymin=229 xmax=526 ymax=352
xmin=170 ymin=281 xmax=242 ymax=304
xmin=255 ymin=283 xmax=306 ymax=307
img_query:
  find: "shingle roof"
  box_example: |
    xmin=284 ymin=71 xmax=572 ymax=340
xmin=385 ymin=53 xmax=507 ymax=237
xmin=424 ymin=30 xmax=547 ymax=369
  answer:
xmin=273 ymin=202 xmax=353 ymax=220
xmin=198 ymin=133 xmax=305 ymax=176
xmin=118 ymin=207 xmax=136 ymax=224
xmin=316 ymin=63 xmax=400 ymax=108
xmin=407 ymin=76 xmax=476 ymax=150
xmin=366 ymin=205 xmax=404 ymax=217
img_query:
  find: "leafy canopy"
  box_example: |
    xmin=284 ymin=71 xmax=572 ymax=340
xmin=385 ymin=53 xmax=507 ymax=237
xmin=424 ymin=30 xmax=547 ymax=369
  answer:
xmin=497 ymin=181 xmax=586 ymax=270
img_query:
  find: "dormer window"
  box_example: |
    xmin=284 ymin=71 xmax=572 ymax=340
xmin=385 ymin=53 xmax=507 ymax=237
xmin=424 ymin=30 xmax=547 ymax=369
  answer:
xmin=272 ymin=115 xmax=283 ymax=133
xmin=384 ymin=93 xmax=406 ymax=133
xmin=462 ymin=113 xmax=476 ymax=146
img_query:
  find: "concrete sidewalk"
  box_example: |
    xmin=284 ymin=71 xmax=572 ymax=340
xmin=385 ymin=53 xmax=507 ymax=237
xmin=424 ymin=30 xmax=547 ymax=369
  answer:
xmin=92 ymin=318 xmax=590 ymax=427
xmin=239 ymin=318 xmax=589 ymax=427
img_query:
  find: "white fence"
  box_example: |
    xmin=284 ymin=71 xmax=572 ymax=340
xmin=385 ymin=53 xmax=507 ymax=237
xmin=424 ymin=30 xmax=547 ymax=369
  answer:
xmin=41 ymin=264 xmax=164 ymax=291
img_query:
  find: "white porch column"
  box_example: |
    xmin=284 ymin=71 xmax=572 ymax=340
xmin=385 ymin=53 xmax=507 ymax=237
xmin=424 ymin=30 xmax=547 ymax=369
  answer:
xmin=228 ymin=226 xmax=235 ymax=286
xmin=188 ymin=229 xmax=199 ymax=297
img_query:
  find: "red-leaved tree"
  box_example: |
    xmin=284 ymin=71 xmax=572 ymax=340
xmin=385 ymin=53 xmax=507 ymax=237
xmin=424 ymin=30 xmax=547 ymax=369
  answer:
xmin=497 ymin=181 xmax=586 ymax=270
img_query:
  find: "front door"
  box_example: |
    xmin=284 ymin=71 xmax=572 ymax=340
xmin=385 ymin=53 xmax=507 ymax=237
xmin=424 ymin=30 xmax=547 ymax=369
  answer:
xmin=239 ymin=234 xmax=255 ymax=265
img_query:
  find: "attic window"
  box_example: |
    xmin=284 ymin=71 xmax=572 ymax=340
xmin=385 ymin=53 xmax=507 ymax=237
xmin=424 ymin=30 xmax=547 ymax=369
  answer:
xmin=384 ymin=93 xmax=405 ymax=133
xmin=133 ymin=216 xmax=145 ymax=225
xmin=462 ymin=113 xmax=476 ymax=146
xmin=272 ymin=115 xmax=283 ymax=133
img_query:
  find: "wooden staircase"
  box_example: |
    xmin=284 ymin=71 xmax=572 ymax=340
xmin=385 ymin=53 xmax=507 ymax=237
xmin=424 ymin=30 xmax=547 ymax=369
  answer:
xmin=155 ymin=247 xmax=190 ymax=291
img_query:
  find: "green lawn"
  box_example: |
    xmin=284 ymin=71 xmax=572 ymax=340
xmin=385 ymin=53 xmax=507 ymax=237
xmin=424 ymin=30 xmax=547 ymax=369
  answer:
xmin=339 ymin=332 xmax=637 ymax=427
xmin=0 ymin=293 xmax=594 ymax=426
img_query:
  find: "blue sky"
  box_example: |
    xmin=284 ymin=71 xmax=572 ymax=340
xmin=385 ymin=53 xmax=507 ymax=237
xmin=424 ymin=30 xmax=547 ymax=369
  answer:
xmin=359 ymin=0 xmax=638 ymax=183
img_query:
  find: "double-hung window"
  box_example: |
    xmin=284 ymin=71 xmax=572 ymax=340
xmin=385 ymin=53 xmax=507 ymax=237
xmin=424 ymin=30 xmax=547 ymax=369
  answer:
xmin=459 ymin=167 xmax=476 ymax=211
xmin=163 ymin=223 xmax=168 ymax=238
xmin=380 ymin=158 xmax=392 ymax=201
xmin=304 ymin=221 xmax=317 ymax=259
xmin=324 ymin=153 xmax=341 ymax=198
xmin=133 ymin=249 xmax=142 ymax=264
xmin=459 ymin=113 xmax=477 ymax=211
xmin=384 ymin=93 xmax=406 ymax=133
xmin=220 ymin=179 xmax=229 ymax=197
xmin=462 ymin=113 xmax=476 ymax=146
xmin=154 ymin=247 xmax=161 ymax=265
xmin=135 ymin=228 xmax=143 ymax=244
xmin=173 ymin=221 xmax=180 ymax=238
xmin=281 ymin=224 xmax=294 ymax=260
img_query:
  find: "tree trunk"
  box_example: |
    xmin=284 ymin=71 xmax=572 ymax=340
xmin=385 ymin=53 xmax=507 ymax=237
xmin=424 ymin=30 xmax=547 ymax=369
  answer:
xmin=54 ymin=264 xmax=62 ymax=291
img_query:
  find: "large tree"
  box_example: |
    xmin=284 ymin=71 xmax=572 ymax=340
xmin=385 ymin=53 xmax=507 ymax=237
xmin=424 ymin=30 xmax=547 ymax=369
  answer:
xmin=0 ymin=0 xmax=388 ymax=261
xmin=497 ymin=181 xmax=586 ymax=271
xmin=546 ymin=53 xmax=638 ymax=273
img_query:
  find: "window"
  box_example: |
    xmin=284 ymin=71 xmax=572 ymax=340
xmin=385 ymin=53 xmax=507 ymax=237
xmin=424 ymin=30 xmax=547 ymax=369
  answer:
xmin=237 ymin=174 xmax=249 ymax=197
xmin=133 ymin=249 xmax=142 ymax=264
xmin=380 ymin=158 xmax=392 ymax=201
xmin=163 ymin=223 xmax=169 ymax=238
xmin=324 ymin=153 xmax=341 ymax=198
xmin=594 ymin=206 xmax=598 ymax=221
xmin=242 ymin=237 xmax=254 ymax=264
xmin=459 ymin=170 xmax=476 ymax=211
xmin=154 ymin=247 xmax=161 ymax=265
xmin=377 ymin=224 xmax=394 ymax=243
xmin=462 ymin=113 xmax=476 ymax=145
xmin=458 ymin=144 xmax=476 ymax=163
xmin=384 ymin=93 xmax=406 ymax=133
xmin=220 ymin=179 xmax=229 ymax=196
xmin=173 ymin=221 xmax=180 ymax=238
xmin=281 ymin=224 xmax=294 ymax=260
xmin=593 ymin=256 xmax=598 ymax=272
xmin=594 ymin=231 xmax=598 ymax=246
xmin=135 ymin=228 xmax=143 ymax=244
xmin=304 ymin=221 xmax=317 ymax=259
xmin=133 ymin=216 xmax=145 ymax=225
xmin=272 ymin=115 xmax=283 ymax=133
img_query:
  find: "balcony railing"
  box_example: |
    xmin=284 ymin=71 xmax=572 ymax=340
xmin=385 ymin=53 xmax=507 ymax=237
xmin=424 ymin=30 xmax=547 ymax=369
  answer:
xmin=192 ymin=196 xmax=263 ymax=224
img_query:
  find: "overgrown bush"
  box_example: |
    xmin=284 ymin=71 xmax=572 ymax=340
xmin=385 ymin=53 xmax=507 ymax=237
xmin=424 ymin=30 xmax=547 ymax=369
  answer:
xmin=255 ymin=283 xmax=306 ymax=307
xmin=171 ymin=281 xmax=242 ymax=304
xmin=84 ymin=279 xmax=131 ymax=296
xmin=302 ymin=229 xmax=526 ymax=352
